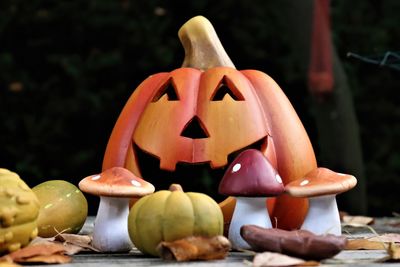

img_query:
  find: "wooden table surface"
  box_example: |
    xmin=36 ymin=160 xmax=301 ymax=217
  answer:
xmin=31 ymin=217 xmax=400 ymax=267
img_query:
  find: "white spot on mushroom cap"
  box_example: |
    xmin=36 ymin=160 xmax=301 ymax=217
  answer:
xmin=91 ymin=174 xmax=101 ymax=181
xmin=232 ymin=163 xmax=241 ymax=173
xmin=275 ymin=174 xmax=283 ymax=184
xmin=300 ymin=179 xmax=309 ymax=186
xmin=337 ymin=173 xmax=346 ymax=176
xmin=131 ymin=180 xmax=141 ymax=187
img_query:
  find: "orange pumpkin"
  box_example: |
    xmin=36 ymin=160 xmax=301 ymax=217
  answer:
xmin=102 ymin=16 xmax=317 ymax=230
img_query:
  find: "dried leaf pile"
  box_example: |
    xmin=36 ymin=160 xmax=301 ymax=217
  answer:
xmin=0 ymin=243 xmax=71 ymax=264
xmin=343 ymin=217 xmax=400 ymax=263
xmin=0 ymin=233 xmax=96 ymax=265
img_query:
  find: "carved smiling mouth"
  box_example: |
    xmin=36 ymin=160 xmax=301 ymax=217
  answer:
xmin=134 ymin=135 xmax=268 ymax=202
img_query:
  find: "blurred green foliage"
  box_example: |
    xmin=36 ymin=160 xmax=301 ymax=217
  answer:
xmin=0 ymin=0 xmax=399 ymax=215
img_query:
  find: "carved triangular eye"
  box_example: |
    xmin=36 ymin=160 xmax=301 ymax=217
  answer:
xmin=211 ymin=76 xmax=245 ymax=101
xmin=152 ymin=78 xmax=179 ymax=102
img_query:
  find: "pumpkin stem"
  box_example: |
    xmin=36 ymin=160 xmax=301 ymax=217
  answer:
xmin=178 ymin=16 xmax=235 ymax=70
xmin=169 ymin=184 xmax=183 ymax=192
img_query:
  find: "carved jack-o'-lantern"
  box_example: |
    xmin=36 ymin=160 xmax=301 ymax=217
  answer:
xmin=102 ymin=16 xmax=317 ymax=230
xmin=135 ymin=68 xmax=272 ymax=171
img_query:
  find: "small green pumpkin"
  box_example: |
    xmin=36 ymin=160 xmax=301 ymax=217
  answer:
xmin=128 ymin=184 xmax=223 ymax=256
xmin=0 ymin=169 xmax=40 ymax=255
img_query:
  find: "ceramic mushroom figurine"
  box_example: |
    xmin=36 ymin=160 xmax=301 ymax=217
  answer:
xmin=79 ymin=167 xmax=155 ymax=252
xmin=218 ymin=149 xmax=284 ymax=249
xmin=285 ymin=168 xmax=357 ymax=235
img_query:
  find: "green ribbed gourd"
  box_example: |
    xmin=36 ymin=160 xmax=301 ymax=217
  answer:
xmin=128 ymin=185 xmax=223 ymax=256
xmin=0 ymin=168 xmax=40 ymax=254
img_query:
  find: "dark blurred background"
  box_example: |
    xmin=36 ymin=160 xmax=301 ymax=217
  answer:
xmin=0 ymin=0 xmax=399 ymax=216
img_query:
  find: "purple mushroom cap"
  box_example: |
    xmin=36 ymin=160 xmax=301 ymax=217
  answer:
xmin=218 ymin=149 xmax=284 ymax=197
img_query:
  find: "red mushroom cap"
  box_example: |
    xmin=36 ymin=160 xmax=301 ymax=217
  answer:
xmin=285 ymin=167 xmax=357 ymax=197
xmin=79 ymin=167 xmax=155 ymax=197
xmin=218 ymin=149 xmax=284 ymax=197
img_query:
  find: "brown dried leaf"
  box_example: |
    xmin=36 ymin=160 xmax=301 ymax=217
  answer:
xmin=2 ymin=243 xmax=66 ymax=261
xmin=388 ymin=243 xmax=400 ymax=260
xmin=253 ymin=252 xmax=319 ymax=267
xmin=29 ymin=236 xmax=92 ymax=255
xmin=0 ymin=263 xmax=22 ymax=267
xmin=56 ymin=233 xmax=92 ymax=245
xmin=30 ymin=237 xmax=89 ymax=255
xmin=55 ymin=234 xmax=99 ymax=253
xmin=368 ymin=234 xmax=400 ymax=243
xmin=0 ymin=243 xmax=70 ymax=264
xmin=62 ymin=243 xmax=88 ymax=255
xmin=32 ymin=234 xmax=97 ymax=254
xmin=157 ymin=235 xmax=231 ymax=261
xmin=21 ymin=254 xmax=71 ymax=264
xmin=342 ymin=215 xmax=374 ymax=225
xmin=346 ymin=239 xmax=386 ymax=250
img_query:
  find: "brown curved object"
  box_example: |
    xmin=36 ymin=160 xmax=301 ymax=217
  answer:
xmin=241 ymin=225 xmax=347 ymax=260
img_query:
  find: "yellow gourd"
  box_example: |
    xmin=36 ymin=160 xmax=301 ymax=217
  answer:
xmin=128 ymin=185 xmax=223 ymax=256
xmin=0 ymin=169 xmax=40 ymax=254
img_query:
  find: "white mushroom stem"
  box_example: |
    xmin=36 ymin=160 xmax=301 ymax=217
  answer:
xmin=229 ymin=197 xmax=272 ymax=249
xmin=92 ymin=197 xmax=133 ymax=252
xmin=301 ymin=195 xmax=341 ymax=235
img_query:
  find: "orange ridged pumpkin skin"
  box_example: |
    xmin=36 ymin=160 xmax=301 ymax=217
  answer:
xmin=103 ymin=67 xmax=317 ymax=230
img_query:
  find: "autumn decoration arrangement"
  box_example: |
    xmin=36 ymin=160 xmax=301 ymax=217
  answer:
xmin=102 ymin=15 xmax=317 ymax=232
xmin=3 ymin=15 xmax=399 ymax=267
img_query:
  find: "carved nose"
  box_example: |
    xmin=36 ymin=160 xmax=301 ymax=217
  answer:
xmin=181 ymin=116 xmax=209 ymax=139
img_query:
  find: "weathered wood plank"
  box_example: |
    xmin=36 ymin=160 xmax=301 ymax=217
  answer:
xmin=28 ymin=217 xmax=400 ymax=266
